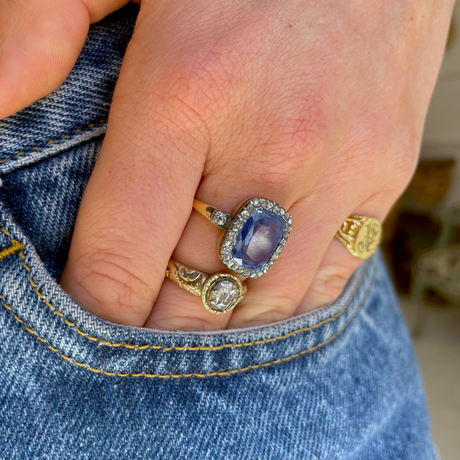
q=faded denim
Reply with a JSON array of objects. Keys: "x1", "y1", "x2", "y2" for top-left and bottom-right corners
[{"x1": 0, "y1": 5, "x2": 436, "y2": 459}]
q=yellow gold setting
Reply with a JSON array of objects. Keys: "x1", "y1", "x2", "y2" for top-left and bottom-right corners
[
  {"x1": 336, "y1": 215, "x2": 381, "y2": 259},
  {"x1": 201, "y1": 273, "x2": 247, "y2": 314},
  {"x1": 166, "y1": 260, "x2": 246, "y2": 314}
]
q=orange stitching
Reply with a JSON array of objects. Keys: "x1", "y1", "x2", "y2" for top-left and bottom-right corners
[
  {"x1": 0, "y1": 119, "x2": 107, "y2": 165},
  {"x1": 0, "y1": 295, "x2": 364, "y2": 379},
  {"x1": 0, "y1": 227, "x2": 372, "y2": 352}
]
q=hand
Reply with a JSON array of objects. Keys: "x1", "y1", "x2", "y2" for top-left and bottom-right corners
[{"x1": 0, "y1": 0, "x2": 454, "y2": 330}]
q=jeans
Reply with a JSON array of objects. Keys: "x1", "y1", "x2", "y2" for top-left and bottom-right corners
[{"x1": 0, "y1": 5, "x2": 436, "y2": 459}]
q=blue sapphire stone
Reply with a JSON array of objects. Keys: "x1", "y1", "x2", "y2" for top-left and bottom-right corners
[{"x1": 231, "y1": 210, "x2": 286, "y2": 270}]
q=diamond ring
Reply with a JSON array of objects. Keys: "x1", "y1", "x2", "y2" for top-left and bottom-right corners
[
  {"x1": 165, "y1": 259, "x2": 247, "y2": 314},
  {"x1": 193, "y1": 197, "x2": 292, "y2": 278},
  {"x1": 335, "y1": 215, "x2": 382, "y2": 259}
]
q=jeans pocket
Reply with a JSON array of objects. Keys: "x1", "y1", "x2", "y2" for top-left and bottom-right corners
[
  {"x1": 0, "y1": 202, "x2": 376, "y2": 379},
  {"x1": 2, "y1": 206, "x2": 437, "y2": 460}
]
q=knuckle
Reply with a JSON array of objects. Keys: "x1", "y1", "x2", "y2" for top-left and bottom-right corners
[
  {"x1": 153, "y1": 48, "x2": 241, "y2": 126},
  {"x1": 272, "y1": 90, "x2": 327, "y2": 151},
  {"x1": 112, "y1": 83, "x2": 210, "y2": 165},
  {"x1": 327, "y1": 116, "x2": 420, "y2": 196},
  {"x1": 254, "y1": 90, "x2": 328, "y2": 185}
]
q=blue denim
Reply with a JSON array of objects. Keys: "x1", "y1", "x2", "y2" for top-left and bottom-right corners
[{"x1": 0, "y1": 5, "x2": 436, "y2": 459}]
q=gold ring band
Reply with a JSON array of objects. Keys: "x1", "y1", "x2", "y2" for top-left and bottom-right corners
[
  {"x1": 193, "y1": 199, "x2": 232, "y2": 230},
  {"x1": 193, "y1": 197, "x2": 292, "y2": 278},
  {"x1": 166, "y1": 259, "x2": 247, "y2": 314},
  {"x1": 335, "y1": 215, "x2": 382, "y2": 259}
]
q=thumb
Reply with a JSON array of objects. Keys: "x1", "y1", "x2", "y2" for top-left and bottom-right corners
[
  {"x1": 0, "y1": 0, "x2": 128, "y2": 119},
  {"x1": 59, "y1": 9, "x2": 209, "y2": 326}
]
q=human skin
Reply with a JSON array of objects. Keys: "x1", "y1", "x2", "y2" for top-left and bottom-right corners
[{"x1": 0, "y1": 0, "x2": 455, "y2": 330}]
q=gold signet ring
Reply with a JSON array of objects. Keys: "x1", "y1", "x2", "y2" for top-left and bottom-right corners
[
  {"x1": 335, "y1": 215, "x2": 382, "y2": 259},
  {"x1": 165, "y1": 260, "x2": 247, "y2": 314}
]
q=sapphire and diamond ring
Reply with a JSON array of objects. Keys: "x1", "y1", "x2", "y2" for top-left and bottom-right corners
[
  {"x1": 193, "y1": 197, "x2": 292, "y2": 278},
  {"x1": 335, "y1": 215, "x2": 382, "y2": 259},
  {"x1": 166, "y1": 259, "x2": 246, "y2": 314}
]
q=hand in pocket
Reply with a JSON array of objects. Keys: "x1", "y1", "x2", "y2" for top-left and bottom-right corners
[{"x1": 0, "y1": 0, "x2": 455, "y2": 329}]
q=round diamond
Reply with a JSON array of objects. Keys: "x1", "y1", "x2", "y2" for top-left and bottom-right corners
[
  {"x1": 211, "y1": 210, "x2": 230, "y2": 228},
  {"x1": 207, "y1": 279, "x2": 240, "y2": 311}
]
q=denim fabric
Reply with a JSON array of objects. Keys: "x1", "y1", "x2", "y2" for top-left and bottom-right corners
[{"x1": 0, "y1": 5, "x2": 435, "y2": 460}]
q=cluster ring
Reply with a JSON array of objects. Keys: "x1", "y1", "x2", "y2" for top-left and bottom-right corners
[{"x1": 193, "y1": 197, "x2": 293, "y2": 278}]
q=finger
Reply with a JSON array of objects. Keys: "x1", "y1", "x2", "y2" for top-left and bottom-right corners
[
  {"x1": 226, "y1": 188, "x2": 357, "y2": 328},
  {"x1": 226, "y1": 176, "x2": 403, "y2": 328},
  {"x1": 0, "y1": 0, "x2": 128, "y2": 119},
  {"x1": 60, "y1": 12, "x2": 210, "y2": 327},
  {"x1": 144, "y1": 211, "x2": 236, "y2": 331},
  {"x1": 296, "y1": 191, "x2": 398, "y2": 315},
  {"x1": 296, "y1": 238, "x2": 362, "y2": 313}
]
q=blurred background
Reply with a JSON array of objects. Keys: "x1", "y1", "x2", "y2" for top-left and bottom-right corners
[{"x1": 381, "y1": 3, "x2": 460, "y2": 458}]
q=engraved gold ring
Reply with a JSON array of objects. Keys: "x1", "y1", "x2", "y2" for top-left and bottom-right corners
[
  {"x1": 193, "y1": 197, "x2": 292, "y2": 278},
  {"x1": 335, "y1": 215, "x2": 382, "y2": 259},
  {"x1": 166, "y1": 259, "x2": 247, "y2": 314}
]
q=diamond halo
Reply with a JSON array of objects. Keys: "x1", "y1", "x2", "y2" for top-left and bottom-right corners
[{"x1": 218, "y1": 197, "x2": 292, "y2": 278}]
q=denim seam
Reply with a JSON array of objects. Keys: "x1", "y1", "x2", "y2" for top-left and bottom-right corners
[
  {"x1": 1, "y1": 228, "x2": 372, "y2": 351},
  {"x1": 0, "y1": 119, "x2": 107, "y2": 165},
  {"x1": 0, "y1": 275, "x2": 372, "y2": 378}
]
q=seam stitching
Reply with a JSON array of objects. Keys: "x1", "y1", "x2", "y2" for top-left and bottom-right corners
[
  {"x1": 0, "y1": 227, "x2": 371, "y2": 351},
  {"x1": 0, "y1": 119, "x2": 107, "y2": 164},
  {"x1": 0, "y1": 241, "x2": 24, "y2": 260},
  {"x1": 0, "y1": 287, "x2": 369, "y2": 378}
]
